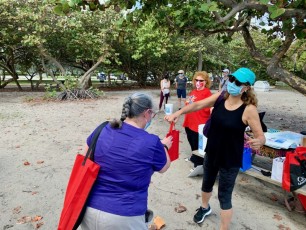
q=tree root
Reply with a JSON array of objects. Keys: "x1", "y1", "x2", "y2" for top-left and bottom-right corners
[{"x1": 57, "y1": 89, "x2": 102, "y2": 100}]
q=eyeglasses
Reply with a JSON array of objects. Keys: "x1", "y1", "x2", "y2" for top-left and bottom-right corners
[
  {"x1": 148, "y1": 109, "x2": 157, "y2": 118},
  {"x1": 228, "y1": 76, "x2": 247, "y2": 87},
  {"x1": 195, "y1": 79, "x2": 205, "y2": 82}
]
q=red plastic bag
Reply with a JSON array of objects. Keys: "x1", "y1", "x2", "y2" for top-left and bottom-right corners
[
  {"x1": 58, "y1": 154, "x2": 100, "y2": 230},
  {"x1": 166, "y1": 122, "x2": 179, "y2": 161},
  {"x1": 297, "y1": 194, "x2": 306, "y2": 211},
  {"x1": 282, "y1": 147, "x2": 306, "y2": 192}
]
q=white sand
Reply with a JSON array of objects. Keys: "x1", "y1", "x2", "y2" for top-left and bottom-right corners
[{"x1": 0, "y1": 88, "x2": 305, "y2": 229}]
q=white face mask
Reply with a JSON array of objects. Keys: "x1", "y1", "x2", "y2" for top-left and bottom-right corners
[{"x1": 196, "y1": 81, "x2": 204, "y2": 89}]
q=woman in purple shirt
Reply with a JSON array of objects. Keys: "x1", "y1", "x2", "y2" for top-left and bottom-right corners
[{"x1": 81, "y1": 92, "x2": 172, "y2": 230}]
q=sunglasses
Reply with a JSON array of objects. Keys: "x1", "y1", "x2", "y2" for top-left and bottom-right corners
[
  {"x1": 195, "y1": 79, "x2": 205, "y2": 82},
  {"x1": 228, "y1": 76, "x2": 249, "y2": 87}
]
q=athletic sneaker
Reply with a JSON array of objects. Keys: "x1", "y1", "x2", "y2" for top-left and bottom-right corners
[{"x1": 193, "y1": 205, "x2": 212, "y2": 224}]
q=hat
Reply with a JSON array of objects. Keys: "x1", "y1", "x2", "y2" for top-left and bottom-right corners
[
  {"x1": 230, "y1": 67, "x2": 256, "y2": 85},
  {"x1": 222, "y1": 69, "x2": 230, "y2": 73},
  {"x1": 178, "y1": 70, "x2": 184, "y2": 74}
]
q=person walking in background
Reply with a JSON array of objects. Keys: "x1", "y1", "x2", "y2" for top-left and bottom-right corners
[
  {"x1": 183, "y1": 71, "x2": 212, "y2": 167},
  {"x1": 218, "y1": 68, "x2": 230, "y2": 92},
  {"x1": 81, "y1": 92, "x2": 173, "y2": 230},
  {"x1": 165, "y1": 68, "x2": 265, "y2": 230},
  {"x1": 159, "y1": 73, "x2": 171, "y2": 111},
  {"x1": 175, "y1": 70, "x2": 188, "y2": 110}
]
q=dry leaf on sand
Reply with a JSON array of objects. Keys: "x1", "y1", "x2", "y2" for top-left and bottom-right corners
[
  {"x1": 174, "y1": 204, "x2": 187, "y2": 213},
  {"x1": 13, "y1": 206, "x2": 21, "y2": 214},
  {"x1": 17, "y1": 216, "x2": 32, "y2": 224},
  {"x1": 35, "y1": 222, "x2": 44, "y2": 229}
]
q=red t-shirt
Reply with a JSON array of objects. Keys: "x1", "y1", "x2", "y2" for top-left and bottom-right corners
[{"x1": 182, "y1": 88, "x2": 212, "y2": 132}]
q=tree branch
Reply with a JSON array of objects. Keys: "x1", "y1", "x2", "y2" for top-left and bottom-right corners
[
  {"x1": 217, "y1": 0, "x2": 306, "y2": 23},
  {"x1": 241, "y1": 26, "x2": 270, "y2": 66},
  {"x1": 38, "y1": 45, "x2": 66, "y2": 76}
]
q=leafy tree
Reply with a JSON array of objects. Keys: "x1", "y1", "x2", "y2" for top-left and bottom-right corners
[{"x1": 58, "y1": 0, "x2": 306, "y2": 94}]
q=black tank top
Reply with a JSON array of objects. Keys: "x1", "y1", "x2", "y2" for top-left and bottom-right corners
[{"x1": 205, "y1": 100, "x2": 247, "y2": 169}]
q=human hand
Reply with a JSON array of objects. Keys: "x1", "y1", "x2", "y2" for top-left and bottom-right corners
[
  {"x1": 164, "y1": 111, "x2": 180, "y2": 123},
  {"x1": 246, "y1": 136, "x2": 263, "y2": 150},
  {"x1": 162, "y1": 136, "x2": 173, "y2": 150}
]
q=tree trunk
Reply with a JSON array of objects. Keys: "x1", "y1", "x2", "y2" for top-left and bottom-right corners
[
  {"x1": 39, "y1": 46, "x2": 65, "y2": 76},
  {"x1": 13, "y1": 73, "x2": 22, "y2": 90},
  {"x1": 198, "y1": 50, "x2": 203, "y2": 71},
  {"x1": 79, "y1": 56, "x2": 105, "y2": 90},
  {"x1": 41, "y1": 57, "x2": 66, "y2": 91},
  {"x1": 39, "y1": 46, "x2": 66, "y2": 90},
  {"x1": 0, "y1": 77, "x2": 15, "y2": 89},
  {"x1": 267, "y1": 64, "x2": 306, "y2": 94},
  {"x1": 242, "y1": 26, "x2": 306, "y2": 95},
  {"x1": 36, "y1": 71, "x2": 43, "y2": 89}
]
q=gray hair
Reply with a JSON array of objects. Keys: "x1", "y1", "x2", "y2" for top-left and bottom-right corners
[{"x1": 109, "y1": 92, "x2": 153, "y2": 128}]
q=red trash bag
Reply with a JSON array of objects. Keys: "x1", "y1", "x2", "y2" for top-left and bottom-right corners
[
  {"x1": 282, "y1": 147, "x2": 306, "y2": 192},
  {"x1": 166, "y1": 122, "x2": 179, "y2": 161}
]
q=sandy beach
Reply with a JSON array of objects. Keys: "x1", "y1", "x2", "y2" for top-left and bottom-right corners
[{"x1": 0, "y1": 87, "x2": 305, "y2": 229}]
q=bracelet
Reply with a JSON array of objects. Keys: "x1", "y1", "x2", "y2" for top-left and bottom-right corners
[{"x1": 163, "y1": 144, "x2": 169, "y2": 151}]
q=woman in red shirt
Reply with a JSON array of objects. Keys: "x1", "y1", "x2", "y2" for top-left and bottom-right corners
[{"x1": 183, "y1": 71, "x2": 212, "y2": 167}]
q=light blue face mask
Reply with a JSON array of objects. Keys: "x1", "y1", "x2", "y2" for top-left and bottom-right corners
[
  {"x1": 144, "y1": 119, "x2": 152, "y2": 130},
  {"x1": 227, "y1": 82, "x2": 243, "y2": 96}
]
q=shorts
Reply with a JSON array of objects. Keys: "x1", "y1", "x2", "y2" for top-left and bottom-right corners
[
  {"x1": 81, "y1": 207, "x2": 147, "y2": 230},
  {"x1": 176, "y1": 89, "x2": 186, "y2": 98},
  {"x1": 201, "y1": 155, "x2": 239, "y2": 210}
]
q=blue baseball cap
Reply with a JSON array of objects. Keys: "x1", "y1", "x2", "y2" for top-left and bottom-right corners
[{"x1": 230, "y1": 68, "x2": 256, "y2": 85}]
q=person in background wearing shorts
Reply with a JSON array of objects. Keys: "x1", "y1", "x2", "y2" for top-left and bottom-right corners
[{"x1": 175, "y1": 70, "x2": 188, "y2": 110}]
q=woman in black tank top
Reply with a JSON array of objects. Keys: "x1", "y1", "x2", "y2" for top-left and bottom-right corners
[{"x1": 165, "y1": 68, "x2": 266, "y2": 229}]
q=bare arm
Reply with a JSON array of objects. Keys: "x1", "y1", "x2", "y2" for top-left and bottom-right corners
[
  {"x1": 243, "y1": 105, "x2": 266, "y2": 150},
  {"x1": 160, "y1": 80, "x2": 163, "y2": 91},
  {"x1": 165, "y1": 92, "x2": 221, "y2": 123},
  {"x1": 218, "y1": 81, "x2": 222, "y2": 92}
]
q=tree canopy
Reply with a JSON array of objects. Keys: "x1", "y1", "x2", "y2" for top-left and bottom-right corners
[
  {"x1": 1, "y1": 0, "x2": 305, "y2": 95},
  {"x1": 54, "y1": 0, "x2": 306, "y2": 94}
]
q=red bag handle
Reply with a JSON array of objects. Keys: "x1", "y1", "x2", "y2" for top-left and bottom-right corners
[{"x1": 168, "y1": 122, "x2": 175, "y2": 133}]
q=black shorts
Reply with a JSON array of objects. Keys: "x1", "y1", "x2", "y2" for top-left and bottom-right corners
[
  {"x1": 201, "y1": 155, "x2": 239, "y2": 210},
  {"x1": 176, "y1": 89, "x2": 186, "y2": 98}
]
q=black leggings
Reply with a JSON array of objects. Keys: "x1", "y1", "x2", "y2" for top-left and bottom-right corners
[
  {"x1": 202, "y1": 154, "x2": 239, "y2": 210},
  {"x1": 185, "y1": 127, "x2": 203, "y2": 167},
  {"x1": 159, "y1": 91, "x2": 169, "y2": 110}
]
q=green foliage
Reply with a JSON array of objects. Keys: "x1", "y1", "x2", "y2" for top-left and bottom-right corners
[
  {"x1": 64, "y1": 76, "x2": 79, "y2": 90},
  {"x1": 89, "y1": 87, "x2": 104, "y2": 97},
  {"x1": 44, "y1": 84, "x2": 58, "y2": 99},
  {"x1": 268, "y1": 6, "x2": 285, "y2": 19}
]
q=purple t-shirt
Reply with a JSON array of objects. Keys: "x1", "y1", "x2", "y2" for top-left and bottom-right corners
[{"x1": 86, "y1": 122, "x2": 167, "y2": 216}]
